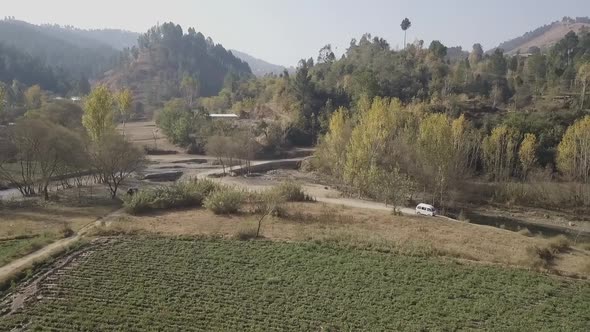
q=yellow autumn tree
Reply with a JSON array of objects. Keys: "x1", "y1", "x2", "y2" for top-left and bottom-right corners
[
  {"x1": 83, "y1": 85, "x2": 115, "y2": 141},
  {"x1": 518, "y1": 133, "x2": 538, "y2": 180},
  {"x1": 557, "y1": 116, "x2": 590, "y2": 183},
  {"x1": 24, "y1": 85, "x2": 43, "y2": 109},
  {"x1": 482, "y1": 125, "x2": 520, "y2": 181},
  {"x1": 418, "y1": 113, "x2": 455, "y2": 204},
  {"x1": 318, "y1": 107, "x2": 351, "y2": 179},
  {"x1": 116, "y1": 88, "x2": 133, "y2": 129},
  {"x1": 344, "y1": 97, "x2": 398, "y2": 196},
  {"x1": 451, "y1": 114, "x2": 481, "y2": 173}
]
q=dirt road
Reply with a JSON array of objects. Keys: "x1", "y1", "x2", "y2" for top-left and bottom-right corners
[{"x1": 0, "y1": 208, "x2": 124, "y2": 285}]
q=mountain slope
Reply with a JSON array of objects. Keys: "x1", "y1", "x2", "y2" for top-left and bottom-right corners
[
  {"x1": 230, "y1": 50, "x2": 293, "y2": 76},
  {"x1": 0, "y1": 42, "x2": 71, "y2": 94},
  {"x1": 101, "y1": 22, "x2": 252, "y2": 111},
  {"x1": 40, "y1": 25, "x2": 139, "y2": 50},
  {"x1": 494, "y1": 17, "x2": 590, "y2": 54},
  {"x1": 0, "y1": 19, "x2": 118, "y2": 78}
]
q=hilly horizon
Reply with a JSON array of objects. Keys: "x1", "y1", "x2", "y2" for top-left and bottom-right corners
[
  {"x1": 230, "y1": 49, "x2": 295, "y2": 77},
  {"x1": 2, "y1": 2, "x2": 590, "y2": 330},
  {"x1": 491, "y1": 16, "x2": 590, "y2": 54},
  {"x1": 1, "y1": 15, "x2": 589, "y2": 98}
]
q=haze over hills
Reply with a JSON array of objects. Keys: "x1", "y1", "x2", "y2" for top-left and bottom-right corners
[
  {"x1": 492, "y1": 16, "x2": 590, "y2": 54},
  {"x1": 230, "y1": 49, "x2": 295, "y2": 77}
]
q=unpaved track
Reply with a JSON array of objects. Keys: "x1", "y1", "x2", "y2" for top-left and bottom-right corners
[{"x1": 0, "y1": 209, "x2": 124, "y2": 284}]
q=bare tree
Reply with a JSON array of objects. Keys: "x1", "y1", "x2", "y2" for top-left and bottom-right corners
[
  {"x1": 0, "y1": 119, "x2": 84, "y2": 199},
  {"x1": 254, "y1": 191, "x2": 286, "y2": 238},
  {"x1": 205, "y1": 135, "x2": 231, "y2": 175},
  {"x1": 90, "y1": 133, "x2": 146, "y2": 198}
]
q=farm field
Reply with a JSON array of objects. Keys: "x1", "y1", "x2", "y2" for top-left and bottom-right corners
[
  {"x1": 0, "y1": 188, "x2": 120, "y2": 268},
  {"x1": 1, "y1": 238, "x2": 589, "y2": 331},
  {"x1": 96, "y1": 202, "x2": 590, "y2": 277}
]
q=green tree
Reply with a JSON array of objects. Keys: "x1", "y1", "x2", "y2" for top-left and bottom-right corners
[
  {"x1": 83, "y1": 85, "x2": 115, "y2": 141},
  {"x1": 428, "y1": 41, "x2": 447, "y2": 59},
  {"x1": 181, "y1": 74, "x2": 200, "y2": 106},
  {"x1": 469, "y1": 43, "x2": 484, "y2": 68},
  {"x1": 400, "y1": 18, "x2": 412, "y2": 50}
]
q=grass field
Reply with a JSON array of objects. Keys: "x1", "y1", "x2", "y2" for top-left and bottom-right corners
[
  {"x1": 0, "y1": 235, "x2": 55, "y2": 267},
  {"x1": 1, "y1": 237, "x2": 589, "y2": 331},
  {"x1": 0, "y1": 187, "x2": 120, "y2": 268},
  {"x1": 95, "y1": 202, "x2": 590, "y2": 277}
]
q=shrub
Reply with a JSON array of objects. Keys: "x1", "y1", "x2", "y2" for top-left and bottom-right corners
[
  {"x1": 525, "y1": 245, "x2": 555, "y2": 269},
  {"x1": 272, "y1": 182, "x2": 314, "y2": 202},
  {"x1": 525, "y1": 236, "x2": 570, "y2": 270},
  {"x1": 547, "y1": 235, "x2": 570, "y2": 253},
  {"x1": 517, "y1": 228, "x2": 533, "y2": 237},
  {"x1": 60, "y1": 223, "x2": 75, "y2": 238},
  {"x1": 204, "y1": 189, "x2": 244, "y2": 214},
  {"x1": 251, "y1": 191, "x2": 287, "y2": 217},
  {"x1": 124, "y1": 179, "x2": 219, "y2": 214}
]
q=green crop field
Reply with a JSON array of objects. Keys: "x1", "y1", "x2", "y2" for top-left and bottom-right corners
[{"x1": 1, "y1": 238, "x2": 589, "y2": 331}]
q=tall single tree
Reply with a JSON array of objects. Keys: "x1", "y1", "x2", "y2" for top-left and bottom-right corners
[
  {"x1": 518, "y1": 133, "x2": 538, "y2": 180},
  {"x1": 83, "y1": 85, "x2": 115, "y2": 141},
  {"x1": 557, "y1": 116, "x2": 590, "y2": 183},
  {"x1": 116, "y1": 88, "x2": 133, "y2": 129},
  {"x1": 90, "y1": 132, "x2": 146, "y2": 198},
  {"x1": 469, "y1": 44, "x2": 484, "y2": 68},
  {"x1": 24, "y1": 85, "x2": 43, "y2": 110},
  {"x1": 482, "y1": 125, "x2": 520, "y2": 181},
  {"x1": 0, "y1": 86, "x2": 5, "y2": 124},
  {"x1": 401, "y1": 18, "x2": 412, "y2": 49},
  {"x1": 577, "y1": 62, "x2": 590, "y2": 109}
]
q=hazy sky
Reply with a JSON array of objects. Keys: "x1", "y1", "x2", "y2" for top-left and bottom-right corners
[{"x1": 4, "y1": 0, "x2": 590, "y2": 66}]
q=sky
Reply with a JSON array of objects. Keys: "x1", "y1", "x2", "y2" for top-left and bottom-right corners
[{"x1": 3, "y1": 0, "x2": 590, "y2": 66}]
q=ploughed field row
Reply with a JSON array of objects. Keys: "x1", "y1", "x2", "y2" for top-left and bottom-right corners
[{"x1": 1, "y1": 238, "x2": 589, "y2": 331}]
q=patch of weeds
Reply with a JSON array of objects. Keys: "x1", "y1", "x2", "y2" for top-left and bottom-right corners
[{"x1": 204, "y1": 189, "x2": 244, "y2": 215}]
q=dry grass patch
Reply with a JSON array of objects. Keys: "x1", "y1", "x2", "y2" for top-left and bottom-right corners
[{"x1": 97, "y1": 202, "x2": 590, "y2": 276}]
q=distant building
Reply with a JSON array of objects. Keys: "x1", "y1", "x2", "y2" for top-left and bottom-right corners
[
  {"x1": 208, "y1": 113, "x2": 239, "y2": 119},
  {"x1": 70, "y1": 96, "x2": 82, "y2": 102}
]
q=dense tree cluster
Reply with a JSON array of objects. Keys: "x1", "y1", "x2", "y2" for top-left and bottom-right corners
[
  {"x1": 111, "y1": 22, "x2": 252, "y2": 111},
  {"x1": 185, "y1": 28, "x2": 590, "y2": 210},
  {"x1": 0, "y1": 85, "x2": 145, "y2": 199},
  {"x1": 316, "y1": 95, "x2": 589, "y2": 209},
  {"x1": 0, "y1": 43, "x2": 81, "y2": 96}
]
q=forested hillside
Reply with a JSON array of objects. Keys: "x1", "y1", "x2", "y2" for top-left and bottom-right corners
[
  {"x1": 0, "y1": 43, "x2": 78, "y2": 95},
  {"x1": 161, "y1": 26, "x2": 590, "y2": 210},
  {"x1": 102, "y1": 22, "x2": 252, "y2": 113},
  {"x1": 0, "y1": 19, "x2": 119, "y2": 78}
]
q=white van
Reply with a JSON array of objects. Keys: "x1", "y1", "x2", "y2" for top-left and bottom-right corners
[{"x1": 416, "y1": 203, "x2": 437, "y2": 217}]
